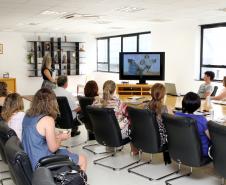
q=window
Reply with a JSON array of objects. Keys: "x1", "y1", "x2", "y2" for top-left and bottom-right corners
[
  {"x1": 200, "y1": 23, "x2": 226, "y2": 80},
  {"x1": 97, "y1": 32, "x2": 151, "y2": 72}
]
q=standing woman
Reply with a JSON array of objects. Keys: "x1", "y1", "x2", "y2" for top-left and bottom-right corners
[{"x1": 41, "y1": 54, "x2": 56, "y2": 89}]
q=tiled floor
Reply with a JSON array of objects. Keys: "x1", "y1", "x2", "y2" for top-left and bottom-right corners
[{"x1": 0, "y1": 124, "x2": 223, "y2": 185}]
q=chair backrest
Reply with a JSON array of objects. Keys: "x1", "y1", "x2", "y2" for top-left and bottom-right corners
[
  {"x1": 127, "y1": 107, "x2": 162, "y2": 153},
  {"x1": 32, "y1": 167, "x2": 55, "y2": 185},
  {"x1": 5, "y1": 136, "x2": 33, "y2": 185},
  {"x1": 0, "y1": 121, "x2": 17, "y2": 163},
  {"x1": 208, "y1": 121, "x2": 226, "y2": 178},
  {"x1": 56, "y1": 96, "x2": 74, "y2": 129},
  {"x1": 211, "y1": 86, "x2": 218, "y2": 96},
  {"x1": 86, "y1": 106, "x2": 123, "y2": 147},
  {"x1": 162, "y1": 113, "x2": 204, "y2": 167},
  {"x1": 77, "y1": 96, "x2": 94, "y2": 132}
]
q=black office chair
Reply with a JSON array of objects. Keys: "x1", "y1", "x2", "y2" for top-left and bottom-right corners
[
  {"x1": 56, "y1": 96, "x2": 74, "y2": 130},
  {"x1": 0, "y1": 121, "x2": 17, "y2": 184},
  {"x1": 162, "y1": 113, "x2": 211, "y2": 185},
  {"x1": 32, "y1": 167, "x2": 55, "y2": 185},
  {"x1": 211, "y1": 86, "x2": 218, "y2": 96},
  {"x1": 86, "y1": 106, "x2": 140, "y2": 171},
  {"x1": 5, "y1": 136, "x2": 75, "y2": 185},
  {"x1": 208, "y1": 121, "x2": 226, "y2": 185},
  {"x1": 127, "y1": 107, "x2": 172, "y2": 181},
  {"x1": 56, "y1": 96, "x2": 79, "y2": 148},
  {"x1": 77, "y1": 96, "x2": 108, "y2": 155}
]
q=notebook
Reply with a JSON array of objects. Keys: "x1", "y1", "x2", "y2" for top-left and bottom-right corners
[{"x1": 165, "y1": 83, "x2": 182, "y2": 96}]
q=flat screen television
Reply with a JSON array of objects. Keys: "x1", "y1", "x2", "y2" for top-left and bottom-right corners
[{"x1": 119, "y1": 52, "x2": 165, "y2": 84}]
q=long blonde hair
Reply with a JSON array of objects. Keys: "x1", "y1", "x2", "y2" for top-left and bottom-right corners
[
  {"x1": 27, "y1": 88, "x2": 59, "y2": 120},
  {"x1": 149, "y1": 83, "x2": 166, "y2": 115},
  {"x1": 1, "y1": 93, "x2": 24, "y2": 122},
  {"x1": 41, "y1": 54, "x2": 52, "y2": 70},
  {"x1": 102, "y1": 80, "x2": 116, "y2": 106}
]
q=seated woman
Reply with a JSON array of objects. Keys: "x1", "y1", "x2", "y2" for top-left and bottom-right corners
[
  {"x1": 144, "y1": 83, "x2": 168, "y2": 148},
  {"x1": 0, "y1": 82, "x2": 8, "y2": 116},
  {"x1": 1, "y1": 93, "x2": 25, "y2": 140},
  {"x1": 211, "y1": 76, "x2": 226, "y2": 100},
  {"x1": 174, "y1": 92, "x2": 211, "y2": 157},
  {"x1": 92, "y1": 80, "x2": 129, "y2": 139},
  {"x1": 22, "y1": 88, "x2": 87, "y2": 171},
  {"x1": 84, "y1": 80, "x2": 99, "y2": 98}
]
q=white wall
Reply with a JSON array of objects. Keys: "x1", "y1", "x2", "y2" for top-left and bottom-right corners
[
  {"x1": 0, "y1": 32, "x2": 96, "y2": 95},
  {"x1": 93, "y1": 21, "x2": 223, "y2": 94},
  {"x1": 0, "y1": 22, "x2": 223, "y2": 96}
]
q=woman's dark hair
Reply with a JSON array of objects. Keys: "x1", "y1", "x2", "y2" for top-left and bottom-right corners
[
  {"x1": 182, "y1": 92, "x2": 201, "y2": 114},
  {"x1": 0, "y1": 82, "x2": 7, "y2": 97},
  {"x1": 84, "y1": 80, "x2": 98, "y2": 97}
]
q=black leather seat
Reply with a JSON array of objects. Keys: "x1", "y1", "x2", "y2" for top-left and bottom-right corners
[
  {"x1": 4, "y1": 136, "x2": 75, "y2": 185},
  {"x1": 56, "y1": 96, "x2": 74, "y2": 130},
  {"x1": 208, "y1": 121, "x2": 226, "y2": 185},
  {"x1": 32, "y1": 167, "x2": 55, "y2": 185},
  {"x1": 162, "y1": 113, "x2": 211, "y2": 184},
  {"x1": 0, "y1": 121, "x2": 17, "y2": 184},
  {"x1": 211, "y1": 86, "x2": 218, "y2": 96},
  {"x1": 77, "y1": 96, "x2": 95, "y2": 140},
  {"x1": 86, "y1": 106, "x2": 139, "y2": 170},
  {"x1": 77, "y1": 96, "x2": 107, "y2": 155},
  {"x1": 127, "y1": 107, "x2": 170, "y2": 181}
]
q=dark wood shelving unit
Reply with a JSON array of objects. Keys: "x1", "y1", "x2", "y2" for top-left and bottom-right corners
[{"x1": 27, "y1": 38, "x2": 85, "y2": 77}]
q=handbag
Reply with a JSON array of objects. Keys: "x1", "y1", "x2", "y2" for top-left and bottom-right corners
[{"x1": 52, "y1": 164, "x2": 88, "y2": 185}]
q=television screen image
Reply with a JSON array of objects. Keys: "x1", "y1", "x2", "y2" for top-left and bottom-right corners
[
  {"x1": 123, "y1": 54, "x2": 160, "y2": 76},
  {"x1": 119, "y1": 52, "x2": 165, "y2": 83}
]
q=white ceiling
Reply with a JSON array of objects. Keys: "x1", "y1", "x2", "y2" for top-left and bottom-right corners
[{"x1": 1, "y1": 0, "x2": 226, "y2": 35}]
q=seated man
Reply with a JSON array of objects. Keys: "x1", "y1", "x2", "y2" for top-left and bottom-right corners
[
  {"x1": 54, "y1": 75, "x2": 81, "y2": 136},
  {"x1": 198, "y1": 71, "x2": 215, "y2": 99}
]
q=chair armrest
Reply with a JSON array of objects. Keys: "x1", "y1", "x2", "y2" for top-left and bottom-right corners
[
  {"x1": 43, "y1": 161, "x2": 74, "y2": 170},
  {"x1": 38, "y1": 155, "x2": 70, "y2": 166}
]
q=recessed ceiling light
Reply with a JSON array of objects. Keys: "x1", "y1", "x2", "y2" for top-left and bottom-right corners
[
  {"x1": 149, "y1": 19, "x2": 172, "y2": 22},
  {"x1": 28, "y1": 22, "x2": 39, "y2": 26},
  {"x1": 109, "y1": 26, "x2": 124, "y2": 29},
  {"x1": 63, "y1": 13, "x2": 100, "y2": 19},
  {"x1": 117, "y1": 6, "x2": 145, "y2": 13},
  {"x1": 96, "y1": 20, "x2": 111, "y2": 24},
  {"x1": 41, "y1": 10, "x2": 67, "y2": 15}
]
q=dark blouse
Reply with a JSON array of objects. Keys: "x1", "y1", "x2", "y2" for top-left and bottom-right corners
[{"x1": 41, "y1": 68, "x2": 52, "y2": 81}]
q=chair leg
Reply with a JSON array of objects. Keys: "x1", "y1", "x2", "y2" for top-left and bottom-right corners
[
  {"x1": 0, "y1": 177, "x2": 12, "y2": 185},
  {"x1": 93, "y1": 148, "x2": 141, "y2": 171},
  {"x1": 165, "y1": 167, "x2": 192, "y2": 185},
  {"x1": 83, "y1": 143, "x2": 113, "y2": 155},
  {"x1": 221, "y1": 177, "x2": 225, "y2": 185},
  {"x1": 128, "y1": 153, "x2": 179, "y2": 181}
]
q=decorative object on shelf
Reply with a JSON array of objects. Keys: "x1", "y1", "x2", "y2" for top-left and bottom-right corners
[
  {"x1": 3, "y1": 72, "x2": 9, "y2": 78},
  {"x1": 0, "y1": 43, "x2": 3, "y2": 54},
  {"x1": 64, "y1": 35, "x2": 67, "y2": 42},
  {"x1": 79, "y1": 44, "x2": 85, "y2": 52},
  {"x1": 27, "y1": 53, "x2": 34, "y2": 64},
  {"x1": 38, "y1": 35, "x2": 41, "y2": 41},
  {"x1": 45, "y1": 42, "x2": 50, "y2": 51}
]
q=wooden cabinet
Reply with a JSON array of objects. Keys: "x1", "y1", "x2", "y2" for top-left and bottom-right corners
[
  {"x1": 27, "y1": 38, "x2": 85, "y2": 77},
  {"x1": 0, "y1": 78, "x2": 16, "y2": 93},
  {"x1": 116, "y1": 84, "x2": 152, "y2": 98}
]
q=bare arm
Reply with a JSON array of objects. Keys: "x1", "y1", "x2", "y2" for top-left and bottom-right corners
[
  {"x1": 211, "y1": 90, "x2": 226, "y2": 100},
  {"x1": 205, "y1": 130, "x2": 210, "y2": 139},
  {"x1": 43, "y1": 69, "x2": 55, "y2": 83},
  {"x1": 204, "y1": 91, "x2": 211, "y2": 98}
]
